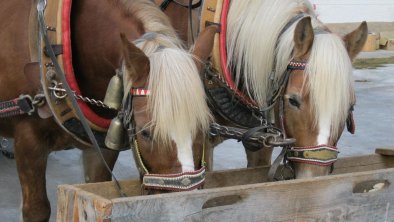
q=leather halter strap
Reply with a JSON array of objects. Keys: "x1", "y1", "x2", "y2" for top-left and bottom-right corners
[
  {"x1": 156, "y1": 0, "x2": 202, "y2": 11},
  {"x1": 287, "y1": 145, "x2": 339, "y2": 166},
  {"x1": 280, "y1": 59, "x2": 357, "y2": 168},
  {"x1": 127, "y1": 88, "x2": 206, "y2": 192}
]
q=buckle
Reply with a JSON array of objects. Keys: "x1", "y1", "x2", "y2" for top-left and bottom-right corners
[{"x1": 18, "y1": 95, "x2": 35, "y2": 115}]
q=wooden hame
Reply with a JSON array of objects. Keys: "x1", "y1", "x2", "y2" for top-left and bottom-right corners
[{"x1": 57, "y1": 149, "x2": 394, "y2": 222}]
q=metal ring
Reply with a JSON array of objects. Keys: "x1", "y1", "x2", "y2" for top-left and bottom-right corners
[{"x1": 1, "y1": 138, "x2": 9, "y2": 149}]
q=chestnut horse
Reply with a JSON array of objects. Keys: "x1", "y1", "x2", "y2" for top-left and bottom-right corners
[
  {"x1": 141, "y1": 0, "x2": 368, "y2": 178},
  {"x1": 81, "y1": 0, "x2": 216, "y2": 178},
  {"x1": 0, "y1": 0, "x2": 214, "y2": 221},
  {"x1": 224, "y1": 0, "x2": 367, "y2": 177}
]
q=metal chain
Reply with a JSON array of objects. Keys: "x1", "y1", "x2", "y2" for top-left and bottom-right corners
[
  {"x1": 210, "y1": 122, "x2": 292, "y2": 147},
  {"x1": 73, "y1": 93, "x2": 112, "y2": 109},
  {"x1": 48, "y1": 81, "x2": 114, "y2": 109}
]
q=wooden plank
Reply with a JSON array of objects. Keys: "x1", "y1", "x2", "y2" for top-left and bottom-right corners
[
  {"x1": 376, "y1": 147, "x2": 394, "y2": 156},
  {"x1": 58, "y1": 154, "x2": 394, "y2": 221},
  {"x1": 105, "y1": 168, "x2": 394, "y2": 221},
  {"x1": 57, "y1": 185, "x2": 77, "y2": 222},
  {"x1": 57, "y1": 184, "x2": 114, "y2": 222},
  {"x1": 69, "y1": 154, "x2": 394, "y2": 200}
]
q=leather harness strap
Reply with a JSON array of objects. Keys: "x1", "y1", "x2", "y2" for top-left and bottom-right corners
[
  {"x1": 0, "y1": 96, "x2": 36, "y2": 117},
  {"x1": 37, "y1": 0, "x2": 127, "y2": 197},
  {"x1": 155, "y1": 0, "x2": 202, "y2": 11},
  {"x1": 287, "y1": 145, "x2": 339, "y2": 166},
  {"x1": 37, "y1": 0, "x2": 113, "y2": 148}
]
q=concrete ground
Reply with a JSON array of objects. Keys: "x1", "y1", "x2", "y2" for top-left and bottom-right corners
[{"x1": 1, "y1": 50, "x2": 394, "y2": 221}]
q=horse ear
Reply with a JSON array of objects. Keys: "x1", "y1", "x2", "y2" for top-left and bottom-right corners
[
  {"x1": 120, "y1": 33, "x2": 150, "y2": 84},
  {"x1": 294, "y1": 17, "x2": 314, "y2": 58},
  {"x1": 192, "y1": 25, "x2": 219, "y2": 72},
  {"x1": 343, "y1": 22, "x2": 368, "y2": 60}
]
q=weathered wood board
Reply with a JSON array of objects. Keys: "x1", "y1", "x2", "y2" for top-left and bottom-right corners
[{"x1": 57, "y1": 153, "x2": 394, "y2": 222}]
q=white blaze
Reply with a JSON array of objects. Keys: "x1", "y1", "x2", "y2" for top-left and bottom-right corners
[
  {"x1": 317, "y1": 116, "x2": 331, "y2": 145},
  {"x1": 171, "y1": 133, "x2": 195, "y2": 172}
]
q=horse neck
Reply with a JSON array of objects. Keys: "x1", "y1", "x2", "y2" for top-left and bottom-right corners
[{"x1": 71, "y1": 0, "x2": 144, "y2": 103}]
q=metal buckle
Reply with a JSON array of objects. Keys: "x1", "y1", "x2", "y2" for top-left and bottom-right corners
[{"x1": 18, "y1": 95, "x2": 35, "y2": 115}]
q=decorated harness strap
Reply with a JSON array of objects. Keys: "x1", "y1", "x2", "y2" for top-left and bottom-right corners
[
  {"x1": 0, "y1": 96, "x2": 35, "y2": 117},
  {"x1": 286, "y1": 145, "x2": 339, "y2": 166},
  {"x1": 143, "y1": 167, "x2": 206, "y2": 191}
]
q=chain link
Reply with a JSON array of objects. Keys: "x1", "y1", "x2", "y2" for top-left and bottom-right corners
[
  {"x1": 73, "y1": 93, "x2": 112, "y2": 109},
  {"x1": 48, "y1": 81, "x2": 114, "y2": 109},
  {"x1": 210, "y1": 122, "x2": 294, "y2": 148}
]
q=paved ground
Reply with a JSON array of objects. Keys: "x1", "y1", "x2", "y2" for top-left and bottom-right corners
[{"x1": 1, "y1": 50, "x2": 394, "y2": 221}]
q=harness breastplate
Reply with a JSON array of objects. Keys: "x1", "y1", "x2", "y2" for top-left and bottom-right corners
[{"x1": 37, "y1": 0, "x2": 111, "y2": 148}]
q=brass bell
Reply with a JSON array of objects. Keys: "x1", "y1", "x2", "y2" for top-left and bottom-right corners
[
  {"x1": 104, "y1": 73, "x2": 123, "y2": 110},
  {"x1": 105, "y1": 116, "x2": 126, "y2": 150}
]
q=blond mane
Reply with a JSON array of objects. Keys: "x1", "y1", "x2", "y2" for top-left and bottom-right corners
[
  {"x1": 227, "y1": 0, "x2": 354, "y2": 137},
  {"x1": 118, "y1": 0, "x2": 211, "y2": 145}
]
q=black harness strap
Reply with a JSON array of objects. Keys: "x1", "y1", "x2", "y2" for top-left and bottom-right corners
[{"x1": 159, "y1": 0, "x2": 202, "y2": 10}]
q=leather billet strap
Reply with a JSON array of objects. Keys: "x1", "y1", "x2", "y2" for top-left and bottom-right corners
[
  {"x1": 287, "y1": 145, "x2": 339, "y2": 166},
  {"x1": 0, "y1": 95, "x2": 36, "y2": 117}
]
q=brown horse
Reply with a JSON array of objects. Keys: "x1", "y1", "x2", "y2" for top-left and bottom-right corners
[
  {"x1": 144, "y1": 0, "x2": 368, "y2": 178},
  {"x1": 0, "y1": 0, "x2": 214, "y2": 221},
  {"x1": 222, "y1": 0, "x2": 367, "y2": 177},
  {"x1": 81, "y1": 0, "x2": 219, "y2": 180}
]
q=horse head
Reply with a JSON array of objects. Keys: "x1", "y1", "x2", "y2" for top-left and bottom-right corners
[
  {"x1": 119, "y1": 29, "x2": 214, "y2": 193},
  {"x1": 283, "y1": 17, "x2": 367, "y2": 178}
]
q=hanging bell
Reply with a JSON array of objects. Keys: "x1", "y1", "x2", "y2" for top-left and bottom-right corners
[
  {"x1": 104, "y1": 73, "x2": 123, "y2": 110},
  {"x1": 105, "y1": 116, "x2": 126, "y2": 150}
]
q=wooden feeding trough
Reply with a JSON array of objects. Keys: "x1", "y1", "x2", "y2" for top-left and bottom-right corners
[{"x1": 57, "y1": 148, "x2": 394, "y2": 222}]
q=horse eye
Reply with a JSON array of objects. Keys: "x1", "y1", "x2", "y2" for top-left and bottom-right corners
[
  {"x1": 288, "y1": 96, "x2": 301, "y2": 108},
  {"x1": 140, "y1": 130, "x2": 152, "y2": 140}
]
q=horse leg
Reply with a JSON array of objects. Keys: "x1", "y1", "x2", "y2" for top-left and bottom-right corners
[
  {"x1": 245, "y1": 147, "x2": 274, "y2": 167},
  {"x1": 82, "y1": 148, "x2": 119, "y2": 183},
  {"x1": 203, "y1": 140, "x2": 214, "y2": 171},
  {"x1": 14, "y1": 123, "x2": 51, "y2": 222}
]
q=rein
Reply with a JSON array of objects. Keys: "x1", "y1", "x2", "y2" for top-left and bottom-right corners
[{"x1": 124, "y1": 88, "x2": 207, "y2": 192}]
